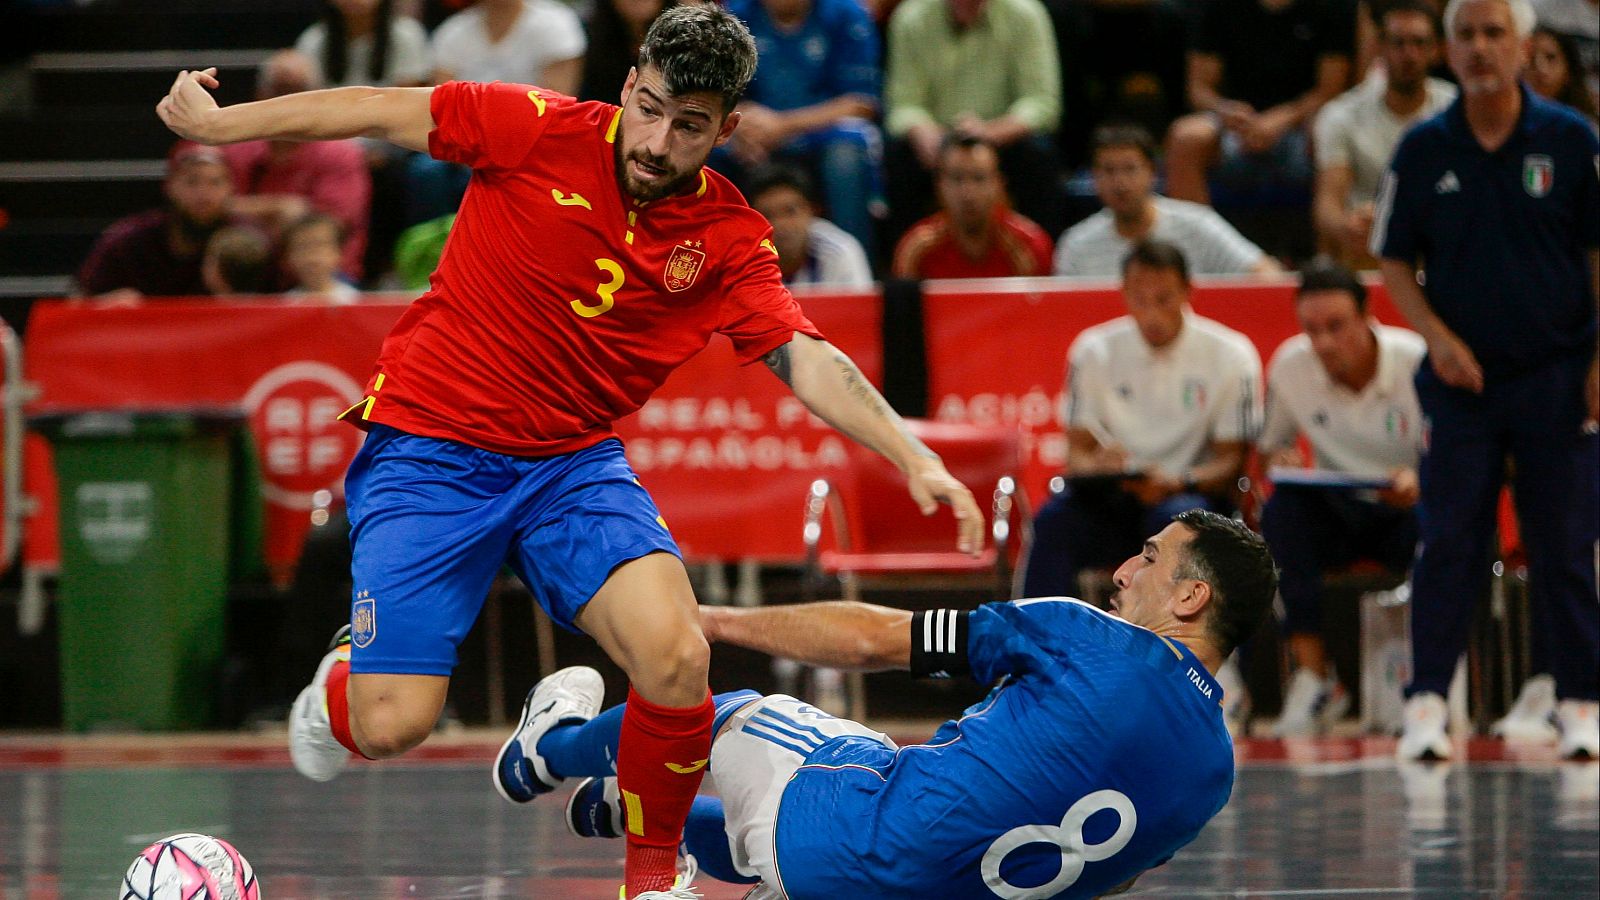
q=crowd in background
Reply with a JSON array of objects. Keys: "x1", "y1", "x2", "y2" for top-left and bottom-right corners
[
  {"x1": 64, "y1": 0, "x2": 1600, "y2": 753},
  {"x1": 73, "y1": 0, "x2": 1600, "y2": 302}
]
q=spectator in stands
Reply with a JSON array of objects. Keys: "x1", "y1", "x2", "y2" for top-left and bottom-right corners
[
  {"x1": 414, "y1": 0, "x2": 587, "y2": 229},
  {"x1": 1056, "y1": 124, "x2": 1280, "y2": 277},
  {"x1": 891, "y1": 134, "x2": 1053, "y2": 278},
  {"x1": 1373, "y1": 0, "x2": 1599, "y2": 761},
  {"x1": 296, "y1": 0, "x2": 432, "y2": 88},
  {"x1": 284, "y1": 213, "x2": 361, "y2": 303},
  {"x1": 1313, "y1": 1, "x2": 1456, "y2": 265},
  {"x1": 723, "y1": 0, "x2": 882, "y2": 255},
  {"x1": 748, "y1": 165, "x2": 873, "y2": 287},
  {"x1": 76, "y1": 141, "x2": 237, "y2": 301},
  {"x1": 1527, "y1": 24, "x2": 1600, "y2": 121},
  {"x1": 222, "y1": 50, "x2": 372, "y2": 281},
  {"x1": 883, "y1": 0, "x2": 1065, "y2": 240},
  {"x1": 1165, "y1": 0, "x2": 1357, "y2": 205},
  {"x1": 431, "y1": 0, "x2": 586, "y2": 94},
  {"x1": 578, "y1": 0, "x2": 674, "y2": 102},
  {"x1": 297, "y1": 0, "x2": 430, "y2": 284},
  {"x1": 1047, "y1": 0, "x2": 1188, "y2": 170},
  {"x1": 1257, "y1": 262, "x2": 1425, "y2": 737},
  {"x1": 1020, "y1": 239, "x2": 1262, "y2": 598},
  {"x1": 1532, "y1": 0, "x2": 1597, "y2": 97},
  {"x1": 200, "y1": 226, "x2": 274, "y2": 296}
]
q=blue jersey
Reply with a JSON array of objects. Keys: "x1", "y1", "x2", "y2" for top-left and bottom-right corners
[
  {"x1": 770, "y1": 599, "x2": 1234, "y2": 899},
  {"x1": 1372, "y1": 84, "x2": 1600, "y2": 375},
  {"x1": 727, "y1": 0, "x2": 880, "y2": 113}
]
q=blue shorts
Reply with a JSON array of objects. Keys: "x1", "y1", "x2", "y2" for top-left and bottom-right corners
[{"x1": 344, "y1": 425, "x2": 681, "y2": 675}]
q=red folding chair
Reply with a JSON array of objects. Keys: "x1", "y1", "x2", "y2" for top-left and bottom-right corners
[{"x1": 800, "y1": 419, "x2": 1029, "y2": 718}]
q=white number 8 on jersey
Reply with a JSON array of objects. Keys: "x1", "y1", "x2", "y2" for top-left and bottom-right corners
[{"x1": 980, "y1": 789, "x2": 1138, "y2": 899}]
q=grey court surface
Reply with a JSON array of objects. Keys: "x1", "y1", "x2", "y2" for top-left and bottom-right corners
[{"x1": 0, "y1": 737, "x2": 1595, "y2": 899}]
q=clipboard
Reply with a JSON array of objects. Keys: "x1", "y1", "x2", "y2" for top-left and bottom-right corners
[{"x1": 1267, "y1": 466, "x2": 1393, "y2": 489}]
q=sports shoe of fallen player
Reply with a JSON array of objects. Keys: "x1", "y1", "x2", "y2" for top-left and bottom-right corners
[
  {"x1": 289, "y1": 625, "x2": 353, "y2": 782},
  {"x1": 568, "y1": 776, "x2": 625, "y2": 839},
  {"x1": 494, "y1": 665, "x2": 605, "y2": 803}
]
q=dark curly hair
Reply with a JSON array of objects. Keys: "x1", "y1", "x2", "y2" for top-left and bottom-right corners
[{"x1": 636, "y1": 3, "x2": 758, "y2": 114}]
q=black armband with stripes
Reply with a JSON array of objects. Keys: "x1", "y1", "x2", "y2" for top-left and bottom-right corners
[{"x1": 909, "y1": 609, "x2": 971, "y2": 679}]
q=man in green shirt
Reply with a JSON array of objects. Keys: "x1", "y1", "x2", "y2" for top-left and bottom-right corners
[{"x1": 883, "y1": 0, "x2": 1065, "y2": 242}]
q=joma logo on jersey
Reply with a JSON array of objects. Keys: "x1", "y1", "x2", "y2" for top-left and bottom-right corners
[{"x1": 664, "y1": 243, "x2": 705, "y2": 292}]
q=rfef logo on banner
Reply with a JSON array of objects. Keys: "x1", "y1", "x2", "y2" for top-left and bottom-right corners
[{"x1": 243, "y1": 362, "x2": 366, "y2": 509}]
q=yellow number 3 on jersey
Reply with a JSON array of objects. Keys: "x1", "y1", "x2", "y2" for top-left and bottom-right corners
[{"x1": 571, "y1": 258, "x2": 624, "y2": 318}]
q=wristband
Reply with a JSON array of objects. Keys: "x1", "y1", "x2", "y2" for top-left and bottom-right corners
[{"x1": 909, "y1": 609, "x2": 971, "y2": 678}]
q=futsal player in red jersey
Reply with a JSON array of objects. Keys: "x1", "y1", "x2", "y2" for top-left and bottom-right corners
[{"x1": 158, "y1": 6, "x2": 981, "y2": 896}]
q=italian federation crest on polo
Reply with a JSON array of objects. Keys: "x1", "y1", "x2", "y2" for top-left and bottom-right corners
[{"x1": 1522, "y1": 154, "x2": 1553, "y2": 198}]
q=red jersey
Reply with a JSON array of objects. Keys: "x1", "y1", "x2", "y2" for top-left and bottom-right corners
[
  {"x1": 348, "y1": 81, "x2": 822, "y2": 456},
  {"x1": 890, "y1": 208, "x2": 1054, "y2": 280}
]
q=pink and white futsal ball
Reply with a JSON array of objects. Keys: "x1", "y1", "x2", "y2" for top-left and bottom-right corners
[{"x1": 121, "y1": 833, "x2": 260, "y2": 899}]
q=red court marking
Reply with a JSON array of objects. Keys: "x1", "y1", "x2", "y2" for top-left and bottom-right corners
[{"x1": 0, "y1": 735, "x2": 1571, "y2": 770}]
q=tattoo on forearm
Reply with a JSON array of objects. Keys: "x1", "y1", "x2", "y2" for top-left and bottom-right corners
[
  {"x1": 763, "y1": 344, "x2": 793, "y2": 385},
  {"x1": 832, "y1": 351, "x2": 939, "y2": 459},
  {"x1": 833, "y1": 351, "x2": 889, "y2": 418}
]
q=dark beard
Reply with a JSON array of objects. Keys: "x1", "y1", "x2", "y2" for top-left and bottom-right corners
[{"x1": 612, "y1": 129, "x2": 700, "y2": 202}]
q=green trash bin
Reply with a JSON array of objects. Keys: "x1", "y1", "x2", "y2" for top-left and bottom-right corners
[{"x1": 32, "y1": 409, "x2": 250, "y2": 731}]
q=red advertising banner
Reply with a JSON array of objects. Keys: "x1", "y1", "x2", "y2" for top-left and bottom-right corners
[
  {"x1": 26, "y1": 299, "x2": 408, "y2": 579},
  {"x1": 24, "y1": 291, "x2": 880, "y2": 575},
  {"x1": 613, "y1": 290, "x2": 881, "y2": 560},
  {"x1": 923, "y1": 278, "x2": 1408, "y2": 506}
]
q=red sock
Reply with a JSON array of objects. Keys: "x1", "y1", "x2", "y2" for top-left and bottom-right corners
[
  {"x1": 324, "y1": 658, "x2": 372, "y2": 759},
  {"x1": 617, "y1": 687, "x2": 713, "y2": 895}
]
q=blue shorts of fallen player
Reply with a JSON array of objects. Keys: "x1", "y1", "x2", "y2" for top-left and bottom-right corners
[{"x1": 344, "y1": 424, "x2": 680, "y2": 675}]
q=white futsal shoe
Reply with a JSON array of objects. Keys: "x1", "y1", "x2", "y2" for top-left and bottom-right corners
[
  {"x1": 1397, "y1": 692, "x2": 1452, "y2": 761},
  {"x1": 494, "y1": 666, "x2": 605, "y2": 803},
  {"x1": 1556, "y1": 699, "x2": 1600, "y2": 760},
  {"x1": 1273, "y1": 669, "x2": 1349, "y2": 738},
  {"x1": 1491, "y1": 674, "x2": 1559, "y2": 743},
  {"x1": 289, "y1": 625, "x2": 354, "y2": 782},
  {"x1": 623, "y1": 854, "x2": 702, "y2": 899}
]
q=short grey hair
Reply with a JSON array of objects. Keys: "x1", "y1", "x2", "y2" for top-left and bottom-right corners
[
  {"x1": 1442, "y1": 0, "x2": 1536, "y2": 38},
  {"x1": 636, "y1": 3, "x2": 758, "y2": 114}
]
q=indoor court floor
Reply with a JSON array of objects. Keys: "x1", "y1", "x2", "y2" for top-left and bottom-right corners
[{"x1": 0, "y1": 733, "x2": 1595, "y2": 899}]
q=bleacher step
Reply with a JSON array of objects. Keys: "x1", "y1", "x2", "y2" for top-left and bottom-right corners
[{"x1": 29, "y1": 2, "x2": 319, "y2": 55}]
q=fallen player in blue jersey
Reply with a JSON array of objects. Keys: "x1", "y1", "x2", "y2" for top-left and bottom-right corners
[{"x1": 506, "y1": 508, "x2": 1277, "y2": 899}]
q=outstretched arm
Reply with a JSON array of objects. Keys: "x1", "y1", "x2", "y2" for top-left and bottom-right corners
[
  {"x1": 763, "y1": 332, "x2": 985, "y2": 555},
  {"x1": 157, "y1": 67, "x2": 435, "y2": 152},
  {"x1": 700, "y1": 602, "x2": 912, "y2": 672}
]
